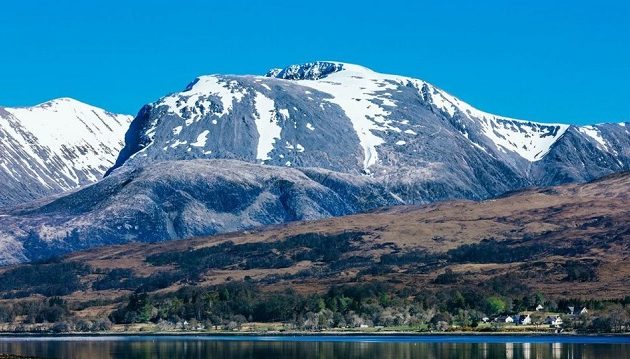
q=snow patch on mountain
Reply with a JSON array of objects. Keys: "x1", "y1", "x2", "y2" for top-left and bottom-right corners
[
  {"x1": 170, "y1": 139, "x2": 187, "y2": 148},
  {"x1": 160, "y1": 76, "x2": 246, "y2": 120},
  {"x1": 253, "y1": 92, "x2": 282, "y2": 162},
  {"x1": 278, "y1": 108, "x2": 290, "y2": 118},
  {"x1": 578, "y1": 126, "x2": 611, "y2": 152},
  {"x1": 191, "y1": 130, "x2": 210, "y2": 147},
  {"x1": 276, "y1": 63, "x2": 402, "y2": 172}
]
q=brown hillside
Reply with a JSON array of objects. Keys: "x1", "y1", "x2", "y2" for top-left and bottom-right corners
[{"x1": 1, "y1": 172, "x2": 628, "y2": 314}]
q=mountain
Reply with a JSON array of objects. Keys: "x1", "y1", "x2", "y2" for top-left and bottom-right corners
[
  {"x1": 0, "y1": 62, "x2": 627, "y2": 264},
  {"x1": 1, "y1": 172, "x2": 627, "y2": 318},
  {"x1": 0, "y1": 159, "x2": 400, "y2": 264},
  {"x1": 0, "y1": 98, "x2": 132, "y2": 207},
  {"x1": 109, "y1": 61, "x2": 629, "y2": 202}
]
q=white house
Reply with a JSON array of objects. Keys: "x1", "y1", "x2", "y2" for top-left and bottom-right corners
[
  {"x1": 569, "y1": 306, "x2": 589, "y2": 316},
  {"x1": 536, "y1": 304, "x2": 544, "y2": 311},
  {"x1": 495, "y1": 316, "x2": 514, "y2": 323},
  {"x1": 517, "y1": 314, "x2": 532, "y2": 325},
  {"x1": 546, "y1": 316, "x2": 563, "y2": 327}
]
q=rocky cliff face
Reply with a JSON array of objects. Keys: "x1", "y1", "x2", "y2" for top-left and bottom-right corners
[{"x1": 0, "y1": 98, "x2": 132, "y2": 207}]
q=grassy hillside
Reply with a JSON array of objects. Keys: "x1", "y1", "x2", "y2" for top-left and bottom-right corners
[{"x1": 0, "y1": 172, "x2": 628, "y2": 332}]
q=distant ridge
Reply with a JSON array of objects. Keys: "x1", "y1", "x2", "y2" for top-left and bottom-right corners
[{"x1": 0, "y1": 98, "x2": 132, "y2": 206}]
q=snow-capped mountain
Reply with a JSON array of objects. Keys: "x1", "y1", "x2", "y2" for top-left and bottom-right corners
[
  {"x1": 110, "y1": 61, "x2": 629, "y2": 201},
  {"x1": 0, "y1": 98, "x2": 132, "y2": 206},
  {"x1": 1, "y1": 62, "x2": 628, "y2": 264}
]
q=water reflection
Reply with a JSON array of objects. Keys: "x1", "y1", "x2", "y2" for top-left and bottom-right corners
[
  {"x1": 0, "y1": 337, "x2": 629, "y2": 359},
  {"x1": 552, "y1": 342, "x2": 562, "y2": 359},
  {"x1": 523, "y1": 342, "x2": 531, "y2": 359},
  {"x1": 505, "y1": 342, "x2": 513, "y2": 359}
]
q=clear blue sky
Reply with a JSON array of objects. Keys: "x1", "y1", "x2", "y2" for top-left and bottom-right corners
[{"x1": 1, "y1": 0, "x2": 628, "y2": 125}]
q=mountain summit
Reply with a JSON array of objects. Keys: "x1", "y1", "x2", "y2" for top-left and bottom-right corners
[
  {"x1": 265, "y1": 61, "x2": 345, "y2": 80},
  {"x1": 0, "y1": 98, "x2": 132, "y2": 206}
]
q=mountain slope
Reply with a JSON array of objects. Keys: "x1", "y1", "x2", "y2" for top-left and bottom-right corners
[
  {"x1": 530, "y1": 124, "x2": 630, "y2": 184},
  {"x1": 0, "y1": 159, "x2": 400, "y2": 264},
  {"x1": 109, "y1": 61, "x2": 629, "y2": 201},
  {"x1": 0, "y1": 98, "x2": 132, "y2": 206},
  {"x1": 2, "y1": 172, "x2": 627, "y2": 310}
]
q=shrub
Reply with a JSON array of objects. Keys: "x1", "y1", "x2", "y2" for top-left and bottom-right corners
[{"x1": 434, "y1": 269, "x2": 461, "y2": 284}]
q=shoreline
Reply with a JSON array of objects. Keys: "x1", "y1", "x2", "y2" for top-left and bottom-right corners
[{"x1": 1, "y1": 331, "x2": 629, "y2": 338}]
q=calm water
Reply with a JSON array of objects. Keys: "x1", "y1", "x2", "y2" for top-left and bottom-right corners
[{"x1": 0, "y1": 335, "x2": 629, "y2": 359}]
